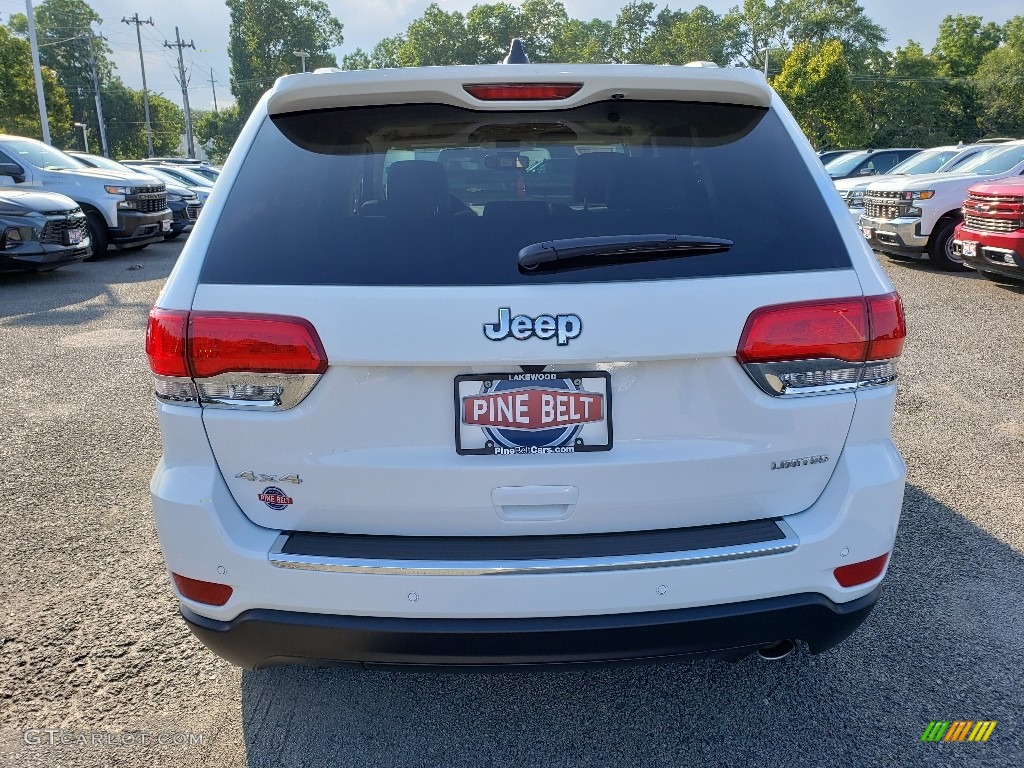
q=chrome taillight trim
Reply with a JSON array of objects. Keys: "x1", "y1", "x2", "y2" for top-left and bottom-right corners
[
  {"x1": 153, "y1": 375, "x2": 199, "y2": 405},
  {"x1": 153, "y1": 372, "x2": 322, "y2": 410},
  {"x1": 195, "y1": 372, "x2": 323, "y2": 410},
  {"x1": 741, "y1": 358, "x2": 898, "y2": 397}
]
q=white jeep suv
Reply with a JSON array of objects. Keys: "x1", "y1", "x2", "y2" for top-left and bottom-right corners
[{"x1": 147, "y1": 53, "x2": 907, "y2": 669}]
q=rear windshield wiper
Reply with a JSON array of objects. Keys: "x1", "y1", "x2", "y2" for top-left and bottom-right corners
[{"x1": 517, "y1": 234, "x2": 733, "y2": 273}]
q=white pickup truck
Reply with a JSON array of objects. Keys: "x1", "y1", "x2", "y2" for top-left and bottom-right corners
[
  {"x1": 0, "y1": 134, "x2": 171, "y2": 257},
  {"x1": 858, "y1": 140, "x2": 1024, "y2": 270}
]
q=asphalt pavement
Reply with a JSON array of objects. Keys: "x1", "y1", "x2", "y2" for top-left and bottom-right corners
[{"x1": 1, "y1": 240, "x2": 1021, "y2": 767}]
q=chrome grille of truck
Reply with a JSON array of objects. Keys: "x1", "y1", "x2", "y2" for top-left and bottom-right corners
[
  {"x1": 863, "y1": 190, "x2": 908, "y2": 219},
  {"x1": 129, "y1": 185, "x2": 168, "y2": 213},
  {"x1": 964, "y1": 214, "x2": 1023, "y2": 233},
  {"x1": 967, "y1": 192, "x2": 1024, "y2": 205}
]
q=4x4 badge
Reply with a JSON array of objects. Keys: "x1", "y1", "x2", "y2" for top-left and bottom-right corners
[{"x1": 484, "y1": 308, "x2": 582, "y2": 346}]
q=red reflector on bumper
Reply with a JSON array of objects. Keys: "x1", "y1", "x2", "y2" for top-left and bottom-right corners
[
  {"x1": 172, "y1": 573, "x2": 234, "y2": 606},
  {"x1": 833, "y1": 553, "x2": 890, "y2": 587}
]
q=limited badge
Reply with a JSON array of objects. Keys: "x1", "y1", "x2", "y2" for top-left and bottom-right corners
[{"x1": 258, "y1": 486, "x2": 294, "y2": 510}]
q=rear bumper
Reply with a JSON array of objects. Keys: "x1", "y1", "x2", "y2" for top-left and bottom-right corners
[
  {"x1": 182, "y1": 587, "x2": 881, "y2": 670},
  {"x1": 152, "y1": 388, "x2": 905, "y2": 668}
]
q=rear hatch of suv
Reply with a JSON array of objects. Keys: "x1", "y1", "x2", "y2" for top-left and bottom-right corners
[{"x1": 181, "y1": 70, "x2": 872, "y2": 537}]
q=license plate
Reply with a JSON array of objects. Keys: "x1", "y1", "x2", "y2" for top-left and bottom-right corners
[
  {"x1": 63, "y1": 227, "x2": 83, "y2": 246},
  {"x1": 860, "y1": 225, "x2": 874, "y2": 240},
  {"x1": 161, "y1": 219, "x2": 172, "y2": 233},
  {"x1": 455, "y1": 371, "x2": 612, "y2": 455},
  {"x1": 961, "y1": 241, "x2": 977, "y2": 258}
]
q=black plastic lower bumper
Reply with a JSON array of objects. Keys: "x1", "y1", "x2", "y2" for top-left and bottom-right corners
[
  {"x1": 0, "y1": 242, "x2": 89, "y2": 271},
  {"x1": 182, "y1": 586, "x2": 882, "y2": 670},
  {"x1": 962, "y1": 253, "x2": 1024, "y2": 283},
  {"x1": 111, "y1": 209, "x2": 171, "y2": 247}
]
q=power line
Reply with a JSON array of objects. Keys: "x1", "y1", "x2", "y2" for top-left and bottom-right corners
[
  {"x1": 122, "y1": 13, "x2": 155, "y2": 157},
  {"x1": 164, "y1": 27, "x2": 196, "y2": 157}
]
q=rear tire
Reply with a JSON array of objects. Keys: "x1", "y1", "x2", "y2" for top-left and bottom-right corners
[
  {"x1": 83, "y1": 212, "x2": 109, "y2": 261},
  {"x1": 927, "y1": 220, "x2": 968, "y2": 272}
]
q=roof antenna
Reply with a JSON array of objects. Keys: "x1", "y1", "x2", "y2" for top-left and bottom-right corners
[{"x1": 503, "y1": 39, "x2": 530, "y2": 64}]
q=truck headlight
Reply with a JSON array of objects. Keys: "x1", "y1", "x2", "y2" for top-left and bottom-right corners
[
  {"x1": 104, "y1": 185, "x2": 131, "y2": 195},
  {"x1": 902, "y1": 190, "x2": 934, "y2": 201}
]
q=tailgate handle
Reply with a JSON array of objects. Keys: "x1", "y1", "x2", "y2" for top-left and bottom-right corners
[{"x1": 492, "y1": 486, "x2": 578, "y2": 522}]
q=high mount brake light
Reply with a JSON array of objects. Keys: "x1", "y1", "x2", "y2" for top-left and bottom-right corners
[
  {"x1": 145, "y1": 308, "x2": 328, "y2": 410},
  {"x1": 462, "y1": 83, "x2": 583, "y2": 101},
  {"x1": 736, "y1": 293, "x2": 906, "y2": 397}
]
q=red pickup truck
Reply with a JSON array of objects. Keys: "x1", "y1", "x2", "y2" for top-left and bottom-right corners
[{"x1": 953, "y1": 176, "x2": 1024, "y2": 285}]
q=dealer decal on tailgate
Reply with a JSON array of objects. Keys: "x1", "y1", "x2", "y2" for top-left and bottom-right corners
[{"x1": 455, "y1": 371, "x2": 612, "y2": 455}]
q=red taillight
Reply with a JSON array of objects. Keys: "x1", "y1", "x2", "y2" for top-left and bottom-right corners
[
  {"x1": 172, "y1": 573, "x2": 233, "y2": 606},
  {"x1": 737, "y1": 298, "x2": 868, "y2": 364},
  {"x1": 463, "y1": 83, "x2": 583, "y2": 101},
  {"x1": 833, "y1": 553, "x2": 890, "y2": 587},
  {"x1": 738, "y1": 293, "x2": 906, "y2": 365},
  {"x1": 146, "y1": 309, "x2": 189, "y2": 377},
  {"x1": 866, "y1": 294, "x2": 906, "y2": 360},
  {"x1": 146, "y1": 309, "x2": 328, "y2": 409},
  {"x1": 187, "y1": 313, "x2": 327, "y2": 378},
  {"x1": 736, "y1": 293, "x2": 906, "y2": 396}
]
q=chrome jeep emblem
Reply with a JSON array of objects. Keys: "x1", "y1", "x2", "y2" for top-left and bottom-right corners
[{"x1": 484, "y1": 308, "x2": 582, "y2": 346}]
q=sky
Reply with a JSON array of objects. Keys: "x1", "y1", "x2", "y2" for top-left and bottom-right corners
[{"x1": 4, "y1": 0, "x2": 1021, "y2": 112}]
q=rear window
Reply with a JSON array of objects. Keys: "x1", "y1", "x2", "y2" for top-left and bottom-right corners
[{"x1": 200, "y1": 100, "x2": 850, "y2": 286}]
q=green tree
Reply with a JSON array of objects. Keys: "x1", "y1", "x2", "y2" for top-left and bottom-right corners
[
  {"x1": 932, "y1": 14, "x2": 1002, "y2": 79},
  {"x1": 726, "y1": 0, "x2": 885, "y2": 72},
  {"x1": 774, "y1": 40, "x2": 871, "y2": 148},
  {"x1": 394, "y1": 4, "x2": 473, "y2": 66},
  {"x1": 862, "y1": 43, "x2": 952, "y2": 146},
  {"x1": 101, "y1": 83, "x2": 184, "y2": 158},
  {"x1": 644, "y1": 5, "x2": 742, "y2": 65},
  {"x1": 548, "y1": 18, "x2": 613, "y2": 63},
  {"x1": 975, "y1": 16, "x2": 1024, "y2": 137},
  {"x1": 227, "y1": 0, "x2": 344, "y2": 116},
  {"x1": 609, "y1": 1, "x2": 657, "y2": 63},
  {"x1": 466, "y1": 2, "x2": 522, "y2": 63},
  {"x1": 8, "y1": 0, "x2": 113, "y2": 150},
  {"x1": 340, "y1": 48, "x2": 372, "y2": 70},
  {"x1": 193, "y1": 105, "x2": 246, "y2": 162},
  {"x1": 0, "y1": 26, "x2": 72, "y2": 142}
]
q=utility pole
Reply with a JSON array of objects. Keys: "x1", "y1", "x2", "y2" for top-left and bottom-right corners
[
  {"x1": 209, "y1": 68, "x2": 218, "y2": 113},
  {"x1": 86, "y1": 33, "x2": 109, "y2": 157},
  {"x1": 164, "y1": 27, "x2": 196, "y2": 158},
  {"x1": 25, "y1": 0, "x2": 51, "y2": 144},
  {"x1": 122, "y1": 14, "x2": 155, "y2": 157}
]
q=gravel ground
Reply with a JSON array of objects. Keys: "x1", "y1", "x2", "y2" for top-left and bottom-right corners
[{"x1": 1, "y1": 242, "x2": 1021, "y2": 767}]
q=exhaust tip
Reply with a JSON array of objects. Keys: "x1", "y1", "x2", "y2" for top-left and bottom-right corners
[{"x1": 756, "y1": 639, "x2": 796, "y2": 661}]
